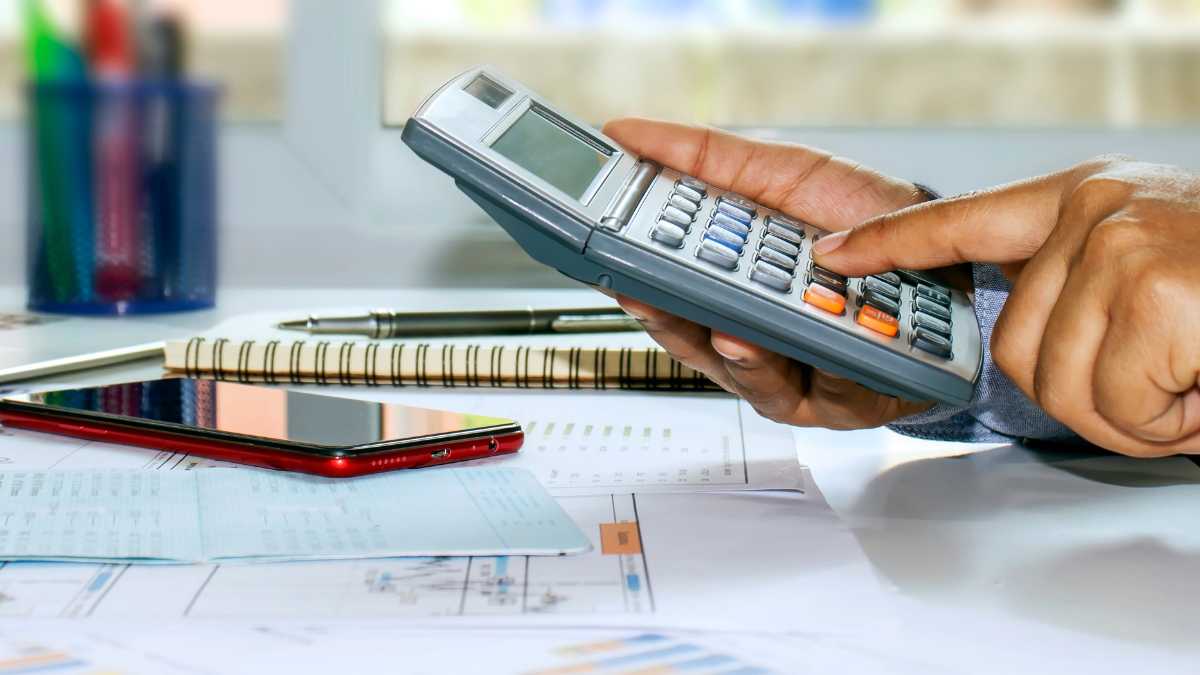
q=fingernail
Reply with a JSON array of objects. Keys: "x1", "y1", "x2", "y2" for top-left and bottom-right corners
[
  {"x1": 622, "y1": 307, "x2": 648, "y2": 322},
  {"x1": 812, "y1": 231, "x2": 848, "y2": 256}
]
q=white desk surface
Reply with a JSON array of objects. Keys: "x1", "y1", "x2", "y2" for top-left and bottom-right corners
[{"x1": 3, "y1": 285, "x2": 1199, "y2": 670}]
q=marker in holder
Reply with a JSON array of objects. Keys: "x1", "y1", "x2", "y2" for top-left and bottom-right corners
[{"x1": 25, "y1": 80, "x2": 220, "y2": 315}]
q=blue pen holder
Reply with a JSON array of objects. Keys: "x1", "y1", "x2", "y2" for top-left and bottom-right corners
[{"x1": 25, "y1": 80, "x2": 220, "y2": 315}]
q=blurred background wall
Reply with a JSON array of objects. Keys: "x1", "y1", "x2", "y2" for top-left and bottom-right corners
[{"x1": 2, "y1": 0, "x2": 1199, "y2": 292}]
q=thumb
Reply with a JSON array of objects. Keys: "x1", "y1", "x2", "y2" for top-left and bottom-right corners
[{"x1": 811, "y1": 172, "x2": 1071, "y2": 277}]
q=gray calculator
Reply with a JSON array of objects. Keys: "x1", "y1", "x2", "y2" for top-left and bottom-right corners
[{"x1": 402, "y1": 67, "x2": 982, "y2": 406}]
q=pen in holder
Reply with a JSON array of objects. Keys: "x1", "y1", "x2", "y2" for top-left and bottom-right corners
[{"x1": 25, "y1": 80, "x2": 220, "y2": 315}]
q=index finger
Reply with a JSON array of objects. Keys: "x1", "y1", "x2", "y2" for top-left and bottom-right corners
[
  {"x1": 602, "y1": 117, "x2": 922, "y2": 230},
  {"x1": 811, "y1": 172, "x2": 1070, "y2": 277}
]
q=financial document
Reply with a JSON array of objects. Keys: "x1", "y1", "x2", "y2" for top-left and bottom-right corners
[
  {"x1": 314, "y1": 387, "x2": 808, "y2": 495},
  {"x1": 0, "y1": 468, "x2": 589, "y2": 563}
]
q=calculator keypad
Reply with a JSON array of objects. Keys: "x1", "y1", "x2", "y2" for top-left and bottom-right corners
[{"x1": 640, "y1": 169, "x2": 970, "y2": 365}]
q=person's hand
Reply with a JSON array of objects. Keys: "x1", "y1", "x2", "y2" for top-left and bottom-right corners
[
  {"x1": 813, "y1": 156, "x2": 1200, "y2": 456},
  {"x1": 601, "y1": 118, "x2": 934, "y2": 429}
]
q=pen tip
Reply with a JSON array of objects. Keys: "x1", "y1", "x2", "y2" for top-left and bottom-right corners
[{"x1": 276, "y1": 319, "x2": 307, "y2": 332}]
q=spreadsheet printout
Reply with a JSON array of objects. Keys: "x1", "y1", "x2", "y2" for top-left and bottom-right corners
[{"x1": 0, "y1": 468, "x2": 589, "y2": 563}]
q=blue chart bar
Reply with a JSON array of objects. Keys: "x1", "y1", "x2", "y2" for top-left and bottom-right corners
[{"x1": 537, "y1": 633, "x2": 775, "y2": 675}]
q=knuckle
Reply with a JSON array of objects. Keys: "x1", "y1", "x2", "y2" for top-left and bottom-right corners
[
  {"x1": 1077, "y1": 218, "x2": 1144, "y2": 267},
  {"x1": 1070, "y1": 174, "x2": 1135, "y2": 213}
]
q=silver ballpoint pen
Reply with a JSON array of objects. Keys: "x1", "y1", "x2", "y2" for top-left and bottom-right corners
[{"x1": 276, "y1": 307, "x2": 642, "y2": 339}]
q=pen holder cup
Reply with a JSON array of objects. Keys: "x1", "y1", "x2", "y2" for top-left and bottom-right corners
[{"x1": 24, "y1": 80, "x2": 220, "y2": 315}]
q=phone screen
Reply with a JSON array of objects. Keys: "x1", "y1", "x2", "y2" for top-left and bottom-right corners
[{"x1": 2, "y1": 380, "x2": 516, "y2": 453}]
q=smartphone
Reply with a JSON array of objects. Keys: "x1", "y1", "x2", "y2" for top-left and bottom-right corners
[{"x1": 0, "y1": 379, "x2": 523, "y2": 477}]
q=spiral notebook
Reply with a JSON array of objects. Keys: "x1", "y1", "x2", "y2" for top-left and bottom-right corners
[{"x1": 163, "y1": 337, "x2": 720, "y2": 391}]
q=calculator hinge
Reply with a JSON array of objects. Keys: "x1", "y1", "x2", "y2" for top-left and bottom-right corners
[{"x1": 599, "y1": 161, "x2": 660, "y2": 232}]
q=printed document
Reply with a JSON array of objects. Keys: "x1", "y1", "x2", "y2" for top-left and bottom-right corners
[{"x1": 0, "y1": 468, "x2": 590, "y2": 563}]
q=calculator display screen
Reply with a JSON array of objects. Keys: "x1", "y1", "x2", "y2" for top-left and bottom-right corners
[{"x1": 491, "y1": 107, "x2": 610, "y2": 200}]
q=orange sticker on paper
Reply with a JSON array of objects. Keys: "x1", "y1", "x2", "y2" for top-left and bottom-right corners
[{"x1": 599, "y1": 522, "x2": 642, "y2": 555}]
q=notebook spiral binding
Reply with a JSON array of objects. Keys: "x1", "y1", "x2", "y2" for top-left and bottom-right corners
[{"x1": 172, "y1": 337, "x2": 719, "y2": 391}]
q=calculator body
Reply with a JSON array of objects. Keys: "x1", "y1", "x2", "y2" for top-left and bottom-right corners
[{"x1": 402, "y1": 67, "x2": 982, "y2": 406}]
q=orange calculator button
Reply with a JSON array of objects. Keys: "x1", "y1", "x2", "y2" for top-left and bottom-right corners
[
  {"x1": 802, "y1": 282, "x2": 846, "y2": 315},
  {"x1": 857, "y1": 305, "x2": 900, "y2": 337}
]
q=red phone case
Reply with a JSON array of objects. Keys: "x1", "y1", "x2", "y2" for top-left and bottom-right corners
[{"x1": 0, "y1": 408, "x2": 523, "y2": 477}]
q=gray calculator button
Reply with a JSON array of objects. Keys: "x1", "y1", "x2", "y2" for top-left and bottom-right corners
[
  {"x1": 719, "y1": 193, "x2": 757, "y2": 213},
  {"x1": 678, "y1": 176, "x2": 707, "y2": 195},
  {"x1": 811, "y1": 264, "x2": 847, "y2": 285},
  {"x1": 650, "y1": 220, "x2": 686, "y2": 247},
  {"x1": 716, "y1": 200, "x2": 753, "y2": 225},
  {"x1": 863, "y1": 290, "x2": 900, "y2": 318},
  {"x1": 916, "y1": 284, "x2": 952, "y2": 307},
  {"x1": 697, "y1": 238, "x2": 739, "y2": 269},
  {"x1": 662, "y1": 205, "x2": 694, "y2": 228},
  {"x1": 705, "y1": 224, "x2": 745, "y2": 250},
  {"x1": 873, "y1": 272, "x2": 902, "y2": 288},
  {"x1": 711, "y1": 212, "x2": 751, "y2": 238},
  {"x1": 809, "y1": 266, "x2": 848, "y2": 294},
  {"x1": 913, "y1": 328, "x2": 952, "y2": 359},
  {"x1": 864, "y1": 276, "x2": 901, "y2": 302},
  {"x1": 913, "y1": 311, "x2": 952, "y2": 337},
  {"x1": 760, "y1": 234, "x2": 800, "y2": 259},
  {"x1": 766, "y1": 213, "x2": 805, "y2": 236},
  {"x1": 669, "y1": 193, "x2": 700, "y2": 214},
  {"x1": 765, "y1": 222, "x2": 804, "y2": 246},
  {"x1": 674, "y1": 183, "x2": 704, "y2": 202},
  {"x1": 757, "y1": 246, "x2": 797, "y2": 270},
  {"x1": 915, "y1": 297, "x2": 951, "y2": 321},
  {"x1": 750, "y1": 261, "x2": 793, "y2": 292}
]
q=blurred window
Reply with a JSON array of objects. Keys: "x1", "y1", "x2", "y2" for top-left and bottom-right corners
[
  {"x1": 382, "y1": 0, "x2": 1200, "y2": 128},
  {"x1": 0, "y1": 0, "x2": 284, "y2": 121}
]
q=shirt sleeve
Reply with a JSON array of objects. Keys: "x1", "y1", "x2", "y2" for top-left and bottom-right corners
[{"x1": 886, "y1": 263, "x2": 1080, "y2": 443}]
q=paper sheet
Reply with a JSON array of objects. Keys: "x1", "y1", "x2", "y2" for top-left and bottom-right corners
[
  {"x1": 0, "y1": 468, "x2": 590, "y2": 563},
  {"x1": 307, "y1": 387, "x2": 808, "y2": 495}
]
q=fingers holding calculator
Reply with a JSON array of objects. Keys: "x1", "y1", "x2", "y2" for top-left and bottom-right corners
[
  {"x1": 405, "y1": 67, "x2": 1200, "y2": 458},
  {"x1": 601, "y1": 118, "x2": 936, "y2": 430}
]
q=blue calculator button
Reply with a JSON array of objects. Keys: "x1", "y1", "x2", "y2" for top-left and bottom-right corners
[
  {"x1": 697, "y1": 238, "x2": 739, "y2": 269},
  {"x1": 704, "y1": 226, "x2": 744, "y2": 251},
  {"x1": 710, "y1": 212, "x2": 750, "y2": 238}
]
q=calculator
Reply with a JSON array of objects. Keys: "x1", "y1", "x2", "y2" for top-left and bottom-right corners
[{"x1": 402, "y1": 68, "x2": 982, "y2": 406}]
